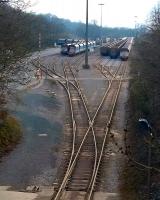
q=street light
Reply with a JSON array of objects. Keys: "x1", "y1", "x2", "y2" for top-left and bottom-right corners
[
  {"x1": 38, "y1": 32, "x2": 41, "y2": 69},
  {"x1": 138, "y1": 118, "x2": 153, "y2": 200},
  {"x1": 98, "y1": 3, "x2": 104, "y2": 46},
  {"x1": 134, "y1": 16, "x2": 138, "y2": 37},
  {"x1": 83, "y1": 0, "x2": 90, "y2": 69}
]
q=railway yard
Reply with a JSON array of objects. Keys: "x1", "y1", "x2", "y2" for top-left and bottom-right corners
[
  {"x1": 0, "y1": 46, "x2": 131, "y2": 200},
  {"x1": 2, "y1": 0, "x2": 160, "y2": 198},
  {"x1": 36, "y1": 47, "x2": 130, "y2": 200}
]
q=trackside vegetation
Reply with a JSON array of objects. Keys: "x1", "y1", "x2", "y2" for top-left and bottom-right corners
[
  {"x1": 0, "y1": 0, "x2": 152, "y2": 163},
  {"x1": 0, "y1": 0, "x2": 136, "y2": 106},
  {"x1": 0, "y1": 111, "x2": 22, "y2": 156},
  {"x1": 121, "y1": 3, "x2": 160, "y2": 199}
]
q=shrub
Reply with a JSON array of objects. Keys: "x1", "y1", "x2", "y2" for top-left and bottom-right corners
[{"x1": 0, "y1": 112, "x2": 22, "y2": 155}]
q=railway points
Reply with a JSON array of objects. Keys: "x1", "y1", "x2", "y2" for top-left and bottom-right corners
[
  {"x1": 1, "y1": 39, "x2": 131, "y2": 200},
  {"x1": 29, "y1": 46, "x2": 130, "y2": 200}
]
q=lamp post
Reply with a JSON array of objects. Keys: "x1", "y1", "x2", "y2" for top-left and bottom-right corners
[
  {"x1": 83, "y1": 0, "x2": 90, "y2": 69},
  {"x1": 38, "y1": 32, "x2": 41, "y2": 69},
  {"x1": 98, "y1": 3, "x2": 104, "y2": 46},
  {"x1": 134, "y1": 15, "x2": 138, "y2": 37},
  {"x1": 138, "y1": 118, "x2": 153, "y2": 200}
]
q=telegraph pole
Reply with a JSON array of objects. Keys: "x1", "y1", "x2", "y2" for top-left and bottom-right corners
[
  {"x1": 134, "y1": 16, "x2": 138, "y2": 37},
  {"x1": 38, "y1": 32, "x2": 41, "y2": 69},
  {"x1": 83, "y1": 0, "x2": 90, "y2": 69},
  {"x1": 98, "y1": 3, "x2": 104, "y2": 45}
]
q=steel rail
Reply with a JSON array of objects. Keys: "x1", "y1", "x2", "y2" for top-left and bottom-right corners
[
  {"x1": 87, "y1": 62, "x2": 127, "y2": 200},
  {"x1": 68, "y1": 65, "x2": 98, "y2": 191},
  {"x1": 31, "y1": 61, "x2": 86, "y2": 192},
  {"x1": 95, "y1": 60, "x2": 122, "y2": 84},
  {"x1": 34, "y1": 63, "x2": 94, "y2": 200},
  {"x1": 47, "y1": 62, "x2": 95, "y2": 199},
  {"x1": 53, "y1": 62, "x2": 122, "y2": 200},
  {"x1": 32, "y1": 60, "x2": 124, "y2": 199},
  {"x1": 94, "y1": 59, "x2": 113, "y2": 85},
  {"x1": 54, "y1": 63, "x2": 96, "y2": 197},
  {"x1": 53, "y1": 64, "x2": 97, "y2": 200},
  {"x1": 63, "y1": 65, "x2": 77, "y2": 171}
]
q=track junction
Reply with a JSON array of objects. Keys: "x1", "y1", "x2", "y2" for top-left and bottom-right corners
[{"x1": 33, "y1": 47, "x2": 130, "y2": 200}]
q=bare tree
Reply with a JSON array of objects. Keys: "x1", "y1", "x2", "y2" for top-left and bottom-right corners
[
  {"x1": 0, "y1": 0, "x2": 31, "y2": 10},
  {"x1": 147, "y1": 3, "x2": 160, "y2": 32},
  {"x1": 0, "y1": 1, "x2": 32, "y2": 105},
  {"x1": 9, "y1": 0, "x2": 31, "y2": 10},
  {"x1": 0, "y1": 0, "x2": 9, "y2": 3}
]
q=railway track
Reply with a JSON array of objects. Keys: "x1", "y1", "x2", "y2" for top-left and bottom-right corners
[
  {"x1": 51, "y1": 64, "x2": 97, "y2": 200},
  {"x1": 63, "y1": 66, "x2": 96, "y2": 191},
  {"x1": 32, "y1": 62, "x2": 96, "y2": 198},
  {"x1": 50, "y1": 60, "x2": 127, "y2": 199},
  {"x1": 87, "y1": 61, "x2": 127, "y2": 198},
  {"x1": 32, "y1": 55, "x2": 127, "y2": 199}
]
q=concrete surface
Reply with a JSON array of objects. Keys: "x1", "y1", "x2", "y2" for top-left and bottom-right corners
[
  {"x1": 31, "y1": 48, "x2": 60, "y2": 60},
  {"x1": 93, "y1": 192, "x2": 119, "y2": 200},
  {"x1": 0, "y1": 186, "x2": 38, "y2": 200}
]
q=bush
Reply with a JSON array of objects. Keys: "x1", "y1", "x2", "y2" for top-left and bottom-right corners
[
  {"x1": 0, "y1": 112, "x2": 22, "y2": 155},
  {"x1": 130, "y1": 79, "x2": 150, "y2": 116}
]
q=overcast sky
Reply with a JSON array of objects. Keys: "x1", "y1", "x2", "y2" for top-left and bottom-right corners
[{"x1": 28, "y1": 0, "x2": 160, "y2": 28}]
